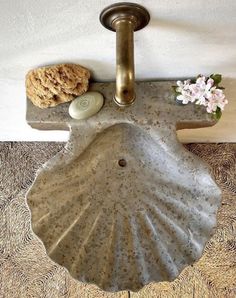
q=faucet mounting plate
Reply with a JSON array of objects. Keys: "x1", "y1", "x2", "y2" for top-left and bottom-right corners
[{"x1": 100, "y1": 2, "x2": 150, "y2": 32}]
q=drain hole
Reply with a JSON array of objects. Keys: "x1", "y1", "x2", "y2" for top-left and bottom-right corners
[
  {"x1": 123, "y1": 89, "x2": 129, "y2": 95},
  {"x1": 118, "y1": 159, "x2": 127, "y2": 167}
]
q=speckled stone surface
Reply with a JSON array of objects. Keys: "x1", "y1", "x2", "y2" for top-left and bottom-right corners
[{"x1": 26, "y1": 82, "x2": 221, "y2": 292}]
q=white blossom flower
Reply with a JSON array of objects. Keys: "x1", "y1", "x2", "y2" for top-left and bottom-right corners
[
  {"x1": 206, "y1": 78, "x2": 214, "y2": 90},
  {"x1": 174, "y1": 74, "x2": 228, "y2": 118},
  {"x1": 189, "y1": 84, "x2": 206, "y2": 105},
  {"x1": 176, "y1": 79, "x2": 191, "y2": 93},
  {"x1": 177, "y1": 90, "x2": 192, "y2": 104},
  {"x1": 196, "y1": 76, "x2": 206, "y2": 89},
  {"x1": 206, "y1": 88, "x2": 228, "y2": 113}
]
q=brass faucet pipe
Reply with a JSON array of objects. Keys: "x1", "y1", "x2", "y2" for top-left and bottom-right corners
[
  {"x1": 113, "y1": 18, "x2": 135, "y2": 106},
  {"x1": 100, "y1": 2, "x2": 150, "y2": 107}
]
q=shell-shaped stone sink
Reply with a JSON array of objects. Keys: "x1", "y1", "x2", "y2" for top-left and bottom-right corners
[{"x1": 26, "y1": 82, "x2": 221, "y2": 292}]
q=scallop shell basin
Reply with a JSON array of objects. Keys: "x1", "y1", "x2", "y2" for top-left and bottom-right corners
[{"x1": 26, "y1": 82, "x2": 221, "y2": 292}]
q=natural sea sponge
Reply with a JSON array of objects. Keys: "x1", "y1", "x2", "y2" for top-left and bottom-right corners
[{"x1": 26, "y1": 63, "x2": 90, "y2": 108}]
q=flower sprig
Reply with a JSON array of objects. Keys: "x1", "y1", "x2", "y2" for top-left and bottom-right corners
[{"x1": 173, "y1": 74, "x2": 228, "y2": 120}]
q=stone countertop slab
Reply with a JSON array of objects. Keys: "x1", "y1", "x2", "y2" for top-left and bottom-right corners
[{"x1": 26, "y1": 81, "x2": 216, "y2": 131}]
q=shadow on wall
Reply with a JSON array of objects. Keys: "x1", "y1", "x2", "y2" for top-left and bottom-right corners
[
  {"x1": 223, "y1": 77, "x2": 236, "y2": 113},
  {"x1": 35, "y1": 59, "x2": 115, "y2": 82}
]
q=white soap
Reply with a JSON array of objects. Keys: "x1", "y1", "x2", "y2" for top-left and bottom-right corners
[{"x1": 69, "y1": 92, "x2": 104, "y2": 120}]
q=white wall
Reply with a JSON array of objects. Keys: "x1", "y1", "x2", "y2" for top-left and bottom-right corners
[{"x1": 0, "y1": 0, "x2": 235, "y2": 141}]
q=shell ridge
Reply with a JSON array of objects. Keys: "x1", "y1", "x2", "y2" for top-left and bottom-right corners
[
  {"x1": 48, "y1": 201, "x2": 91, "y2": 255},
  {"x1": 144, "y1": 200, "x2": 202, "y2": 262},
  {"x1": 129, "y1": 215, "x2": 150, "y2": 283},
  {"x1": 142, "y1": 213, "x2": 179, "y2": 280},
  {"x1": 34, "y1": 211, "x2": 50, "y2": 227},
  {"x1": 99, "y1": 211, "x2": 117, "y2": 289},
  {"x1": 70, "y1": 209, "x2": 103, "y2": 273},
  {"x1": 146, "y1": 189, "x2": 215, "y2": 231}
]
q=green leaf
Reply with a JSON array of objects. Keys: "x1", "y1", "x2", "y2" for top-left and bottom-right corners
[
  {"x1": 216, "y1": 107, "x2": 222, "y2": 119},
  {"x1": 172, "y1": 86, "x2": 182, "y2": 99},
  {"x1": 212, "y1": 107, "x2": 222, "y2": 120},
  {"x1": 172, "y1": 86, "x2": 177, "y2": 91},
  {"x1": 210, "y1": 74, "x2": 222, "y2": 85}
]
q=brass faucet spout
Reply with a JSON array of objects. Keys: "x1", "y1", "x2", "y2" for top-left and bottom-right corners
[
  {"x1": 113, "y1": 18, "x2": 135, "y2": 106},
  {"x1": 100, "y1": 2, "x2": 150, "y2": 107}
]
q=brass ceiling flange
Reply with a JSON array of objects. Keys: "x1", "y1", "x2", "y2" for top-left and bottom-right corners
[{"x1": 100, "y1": 2, "x2": 150, "y2": 32}]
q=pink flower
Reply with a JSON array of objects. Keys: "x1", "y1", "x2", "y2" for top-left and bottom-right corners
[
  {"x1": 196, "y1": 76, "x2": 207, "y2": 89},
  {"x1": 176, "y1": 79, "x2": 191, "y2": 93},
  {"x1": 177, "y1": 89, "x2": 192, "y2": 104},
  {"x1": 206, "y1": 88, "x2": 228, "y2": 113},
  {"x1": 189, "y1": 84, "x2": 207, "y2": 105},
  {"x1": 206, "y1": 78, "x2": 214, "y2": 90},
  {"x1": 175, "y1": 75, "x2": 228, "y2": 116},
  {"x1": 189, "y1": 76, "x2": 209, "y2": 105}
]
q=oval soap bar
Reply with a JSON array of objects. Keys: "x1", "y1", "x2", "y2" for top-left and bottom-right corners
[{"x1": 69, "y1": 92, "x2": 104, "y2": 120}]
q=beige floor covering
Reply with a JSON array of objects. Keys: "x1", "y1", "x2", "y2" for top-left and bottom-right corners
[{"x1": 0, "y1": 142, "x2": 235, "y2": 298}]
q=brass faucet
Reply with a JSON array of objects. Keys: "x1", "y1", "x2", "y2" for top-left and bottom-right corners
[{"x1": 100, "y1": 2, "x2": 150, "y2": 107}]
